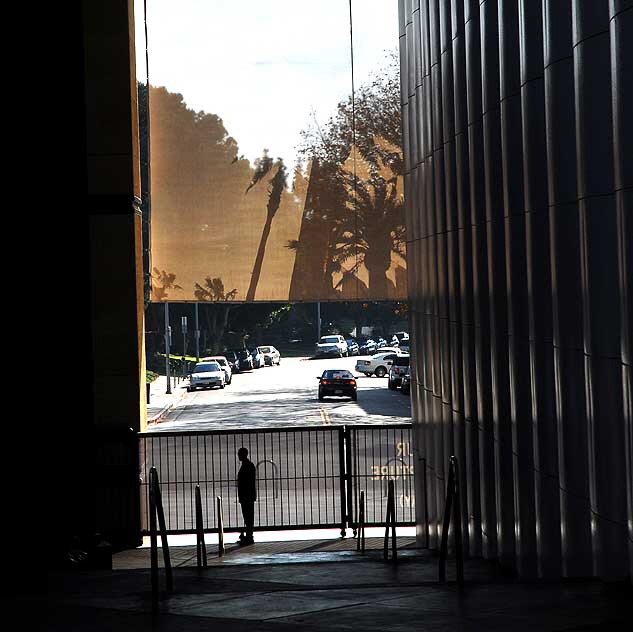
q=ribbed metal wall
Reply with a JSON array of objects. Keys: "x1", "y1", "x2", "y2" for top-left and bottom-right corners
[{"x1": 400, "y1": 0, "x2": 632, "y2": 580}]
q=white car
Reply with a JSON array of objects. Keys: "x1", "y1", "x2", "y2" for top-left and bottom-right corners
[
  {"x1": 375, "y1": 346, "x2": 402, "y2": 355},
  {"x1": 315, "y1": 335, "x2": 348, "y2": 357},
  {"x1": 258, "y1": 345, "x2": 280, "y2": 365},
  {"x1": 201, "y1": 356, "x2": 232, "y2": 384},
  {"x1": 188, "y1": 361, "x2": 225, "y2": 391},
  {"x1": 251, "y1": 347, "x2": 266, "y2": 368},
  {"x1": 355, "y1": 351, "x2": 401, "y2": 377},
  {"x1": 393, "y1": 331, "x2": 409, "y2": 344}
]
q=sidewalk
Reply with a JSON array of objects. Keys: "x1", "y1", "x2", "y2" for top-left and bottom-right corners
[
  {"x1": 38, "y1": 537, "x2": 631, "y2": 631},
  {"x1": 146, "y1": 374, "x2": 189, "y2": 424}
]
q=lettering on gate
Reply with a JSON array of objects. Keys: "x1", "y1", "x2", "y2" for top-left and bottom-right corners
[
  {"x1": 395, "y1": 441, "x2": 413, "y2": 458},
  {"x1": 370, "y1": 463, "x2": 414, "y2": 480},
  {"x1": 365, "y1": 439, "x2": 415, "y2": 508}
]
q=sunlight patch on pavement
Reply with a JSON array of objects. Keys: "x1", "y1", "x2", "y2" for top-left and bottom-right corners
[{"x1": 141, "y1": 526, "x2": 416, "y2": 548}]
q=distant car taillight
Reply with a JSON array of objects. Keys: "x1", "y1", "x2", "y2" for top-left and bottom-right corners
[
  {"x1": 348, "y1": 380, "x2": 356, "y2": 385},
  {"x1": 321, "y1": 379, "x2": 329, "y2": 384}
]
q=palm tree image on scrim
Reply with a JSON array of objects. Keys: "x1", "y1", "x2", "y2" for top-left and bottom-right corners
[
  {"x1": 337, "y1": 156, "x2": 404, "y2": 297},
  {"x1": 244, "y1": 150, "x2": 288, "y2": 301}
]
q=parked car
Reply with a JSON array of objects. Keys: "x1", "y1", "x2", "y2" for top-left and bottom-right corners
[
  {"x1": 227, "y1": 348, "x2": 253, "y2": 371},
  {"x1": 400, "y1": 373, "x2": 411, "y2": 395},
  {"x1": 375, "y1": 337, "x2": 388, "y2": 348},
  {"x1": 223, "y1": 350, "x2": 240, "y2": 373},
  {"x1": 188, "y1": 361, "x2": 225, "y2": 391},
  {"x1": 258, "y1": 345, "x2": 281, "y2": 365},
  {"x1": 317, "y1": 369, "x2": 357, "y2": 401},
  {"x1": 357, "y1": 337, "x2": 377, "y2": 355},
  {"x1": 393, "y1": 331, "x2": 409, "y2": 344},
  {"x1": 251, "y1": 347, "x2": 265, "y2": 368},
  {"x1": 315, "y1": 335, "x2": 348, "y2": 357},
  {"x1": 375, "y1": 346, "x2": 402, "y2": 355},
  {"x1": 345, "y1": 338, "x2": 359, "y2": 356},
  {"x1": 201, "y1": 356, "x2": 232, "y2": 384},
  {"x1": 388, "y1": 355, "x2": 410, "y2": 389},
  {"x1": 355, "y1": 352, "x2": 401, "y2": 377},
  {"x1": 399, "y1": 342, "x2": 410, "y2": 354}
]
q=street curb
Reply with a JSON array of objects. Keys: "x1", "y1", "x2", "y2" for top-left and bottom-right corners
[{"x1": 147, "y1": 385, "x2": 189, "y2": 425}]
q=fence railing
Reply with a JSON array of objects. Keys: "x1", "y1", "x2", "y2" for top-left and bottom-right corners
[{"x1": 139, "y1": 424, "x2": 414, "y2": 535}]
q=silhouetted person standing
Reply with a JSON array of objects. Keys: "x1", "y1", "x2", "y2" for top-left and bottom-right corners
[{"x1": 237, "y1": 447, "x2": 256, "y2": 544}]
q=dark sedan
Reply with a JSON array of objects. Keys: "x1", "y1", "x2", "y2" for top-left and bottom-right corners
[{"x1": 317, "y1": 369, "x2": 358, "y2": 401}]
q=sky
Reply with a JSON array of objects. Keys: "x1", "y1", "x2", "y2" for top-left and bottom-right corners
[{"x1": 134, "y1": 0, "x2": 399, "y2": 168}]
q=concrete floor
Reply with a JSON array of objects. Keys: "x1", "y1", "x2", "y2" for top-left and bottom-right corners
[{"x1": 36, "y1": 536, "x2": 632, "y2": 631}]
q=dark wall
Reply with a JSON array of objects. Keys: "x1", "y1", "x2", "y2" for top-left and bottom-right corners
[
  {"x1": 399, "y1": 0, "x2": 632, "y2": 580},
  {"x1": 25, "y1": 1, "x2": 146, "y2": 575}
]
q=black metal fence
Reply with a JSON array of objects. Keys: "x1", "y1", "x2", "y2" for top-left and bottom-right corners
[{"x1": 139, "y1": 424, "x2": 414, "y2": 535}]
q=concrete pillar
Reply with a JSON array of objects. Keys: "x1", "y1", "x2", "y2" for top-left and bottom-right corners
[
  {"x1": 465, "y1": 0, "x2": 499, "y2": 564},
  {"x1": 574, "y1": 0, "x2": 629, "y2": 580},
  {"x1": 609, "y1": 1, "x2": 633, "y2": 581},
  {"x1": 450, "y1": 0, "x2": 482, "y2": 557},
  {"x1": 481, "y1": 0, "x2": 509, "y2": 566},
  {"x1": 519, "y1": 0, "x2": 556, "y2": 578},
  {"x1": 543, "y1": 0, "x2": 592, "y2": 578},
  {"x1": 83, "y1": 0, "x2": 145, "y2": 548}
]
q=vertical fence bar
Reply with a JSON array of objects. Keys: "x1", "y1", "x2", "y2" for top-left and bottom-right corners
[
  {"x1": 344, "y1": 426, "x2": 353, "y2": 535},
  {"x1": 338, "y1": 427, "x2": 347, "y2": 536},
  {"x1": 150, "y1": 468, "x2": 158, "y2": 612}
]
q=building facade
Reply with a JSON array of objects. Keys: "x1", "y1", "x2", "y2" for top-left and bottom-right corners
[{"x1": 399, "y1": 0, "x2": 631, "y2": 579}]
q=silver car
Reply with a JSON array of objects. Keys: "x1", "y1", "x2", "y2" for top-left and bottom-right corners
[
  {"x1": 188, "y1": 361, "x2": 225, "y2": 391},
  {"x1": 201, "y1": 356, "x2": 232, "y2": 384}
]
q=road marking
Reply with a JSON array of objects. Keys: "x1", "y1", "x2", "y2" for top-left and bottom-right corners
[{"x1": 319, "y1": 408, "x2": 331, "y2": 425}]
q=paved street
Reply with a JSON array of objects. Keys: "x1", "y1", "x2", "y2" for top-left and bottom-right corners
[{"x1": 150, "y1": 355, "x2": 411, "y2": 431}]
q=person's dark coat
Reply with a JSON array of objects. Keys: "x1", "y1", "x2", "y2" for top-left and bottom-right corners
[{"x1": 238, "y1": 458, "x2": 257, "y2": 503}]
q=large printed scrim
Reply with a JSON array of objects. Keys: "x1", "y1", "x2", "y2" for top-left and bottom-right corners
[{"x1": 146, "y1": 1, "x2": 405, "y2": 303}]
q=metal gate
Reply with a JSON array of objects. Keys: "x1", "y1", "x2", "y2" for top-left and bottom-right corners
[{"x1": 139, "y1": 424, "x2": 414, "y2": 535}]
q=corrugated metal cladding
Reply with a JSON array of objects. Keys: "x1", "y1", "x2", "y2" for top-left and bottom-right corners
[{"x1": 398, "y1": 0, "x2": 632, "y2": 580}]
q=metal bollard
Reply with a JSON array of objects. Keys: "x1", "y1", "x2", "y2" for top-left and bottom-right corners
[
  {"x1": 356, "y1": 490, "x2": 366, "y2": 553},
  {"x1": 217, "y1": 496, "x2": 225, "y2": 557}
]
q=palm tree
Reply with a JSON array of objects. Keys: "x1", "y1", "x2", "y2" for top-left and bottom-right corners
[{"x1": 245, "y1": 150, "x2": 288, "y2": 301}]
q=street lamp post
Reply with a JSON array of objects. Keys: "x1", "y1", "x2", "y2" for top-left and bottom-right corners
[
  {"x1": 194, "y1": 303, "x2": 200, "y2": 362},
  {"x1": 181, "y1": 316, "x2": 188, "y2": 378},
  {"x1": 317, "y1": 302, "x2": 321, "y2": 340},
  {"x1": 165, "y1": 302, "x2": 172, "y2": 394}
]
